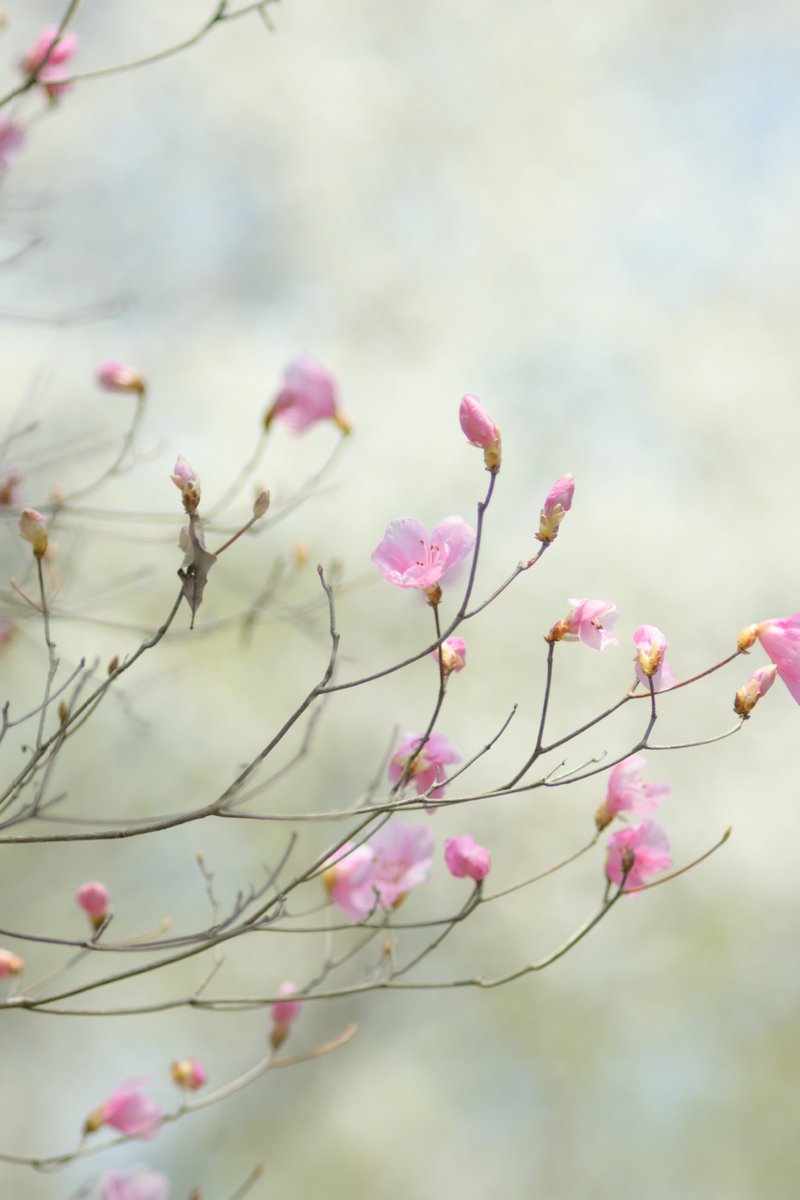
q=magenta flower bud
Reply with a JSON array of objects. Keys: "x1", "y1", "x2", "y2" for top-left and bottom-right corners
[
  {"x1": 0, "y1": 948, "x2": 24, "y2": 978},
  {"x1": 605, "y1": 818, "x2": 672, "y2": 893},
  {"x1": 753, "y1": 614, "x2": 800, "y2": 704},
  {"x1": 85, "y1": 1080, "x2": 161, "y2": 1140},
  {"x1": 536, "y1": 473, "x2": 574, "y2": 543},
  {"x1": 459, "y1": 393, "x2": 501, "y2": 472},
  {"x1": 101, "y1": 1169, "x2": 170, "y2": 1200},
  {"x1": 21, "y1": 26, "x2": 78, "y2": 100},
  {"x1": 76, "y1": 881, "x2": 111, "y2": 930},
  {"x1": 432, "y1": 636, "x2": 467, "y2": 676},
  {"x1": 170, "y1": 456, "x2": 201, "y2": 514},
  {"x1": 0, "y1": 118, "x2": 25, "y2": 170},
  {"x1": 632, "y1": 624, "x2": 675, "y2": 691},
  {"x1": 734, "y1": 663, "x2": 779, "y2": 717},
  {"x1": 170, "y1": 1057, "x2": 208, "y2": 1090},
  {"x1": 444, "y1": 835, "x2": 491, "y2": 882},
  {"x1": 270, "y1": 982, "x2": 303, "y2": 1050},
  {"x1": 18, "y1": 508, "x2": 48, "y2": 557},
  {"x1": 97, "y1": 361, "x2": 147, "y2": 396},
  {"x1": 265, "y1": 354, "x2": 350, "y2": 434}
]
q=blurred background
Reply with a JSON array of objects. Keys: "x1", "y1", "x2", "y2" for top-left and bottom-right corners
[{"x1": 2, "y1": 0, "x2": 800, "y2": 1196}]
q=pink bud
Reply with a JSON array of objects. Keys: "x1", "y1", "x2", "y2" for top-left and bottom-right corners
[
  {"x1": 85, "y1": 1079, "x2": 161, "y2": 1140},
  {"x1": 0, "y1": 949, "x2": 24, "y2": 978},
  {"x1": 432, "y1": 636, "x2": 467, "y2": 675},
  {"x1": 632, "y1": 624, "x2": 675, "y2": 691},
  {"x1": 18, "y1": 508, "x2": 48, "y2": 557},
  {"x1": 444, "y1": 835, "x2": 491, "y2": 881},
  {"x1": 100, "y1": 1169, "x2": 170, "y2": 1200},
  {"x1": 170, "y1": 456, "x2": 201, "y2": 514},
  {"x1": 459, "y1": 394, "x2": 501, "y2": 472},
  {"x1": 170, "y1": 1057, "x2": 208, "y2": 1090},
  {"x1": 76, "y1": 881, "x2": 111, "y2": 929},
  {"x1": 734, "y1": 663, "x2": 779, "y2": 717},
  {"x1": 97, "y1": 361, "x2": 147, "y2": 396},
  {"x1": 21, "y1": 26, "x2": 78, "y2": 99},
  {"x1": 536, "y1": 474, "x2": 574, "y2": 543},
  {"x1": 0, "y1": 118, "x2": 25, "y2": 170},
  {"x1": 270, "y1": 982, "x2": 303, "y2": 1050}
]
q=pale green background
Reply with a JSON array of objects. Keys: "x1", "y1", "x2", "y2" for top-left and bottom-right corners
[{"x1": 1, "y1": 1, "x2": 800, "y2": 1197}]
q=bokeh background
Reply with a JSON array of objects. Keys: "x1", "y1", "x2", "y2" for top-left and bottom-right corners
[{"x1": 2, "y1": 1, "x2": 800, "y2": 1196}]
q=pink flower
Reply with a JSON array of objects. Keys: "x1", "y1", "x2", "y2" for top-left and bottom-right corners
[
  {"x1": 537, "y1": 473, "x2": 574, "y2": 543},
  {"x1": 0, "y1": 949, "x2": 24, "y2": 977},
  {"x1": 86, "y1": 1080, "x2": 161, "y2": 1140},
  {"x1": 605, "y1": 819, "x2": 672, "y2": 893},
  {"x1": 595, "y1": 755, "x2": 670, "y2": 831},
  {"x1": 21, "y1": 26, "x2": 78, "y2": 98},
  {"x1": 550, "y1": 598, "x2": 618, "y2": 651},
  {"x1": 170, "y1": 456, "x2": 201, "y2": 514},
  {"x1": 368, "y1": 822, "x2": 435, "y2": 909},
  {"x1": 388, "y1": 731, "x2": 461, "y2": 799},
  {"x1": 632, "y1": 624, "x2": 675, "y2": 691},
  {"x1": 265, "y1": 354, "x2": 349, "y2": 434},
  {"x1": 18, "y1": 508, "x2": 48, "y2": 557},
  {"x1": 270, "y1": 982, "x2": 303, "y2": 1049},
  {"x1": 734, "y1": 663, "x2": 778, "y2": 717},
  {"x1": 751, "y1": 614, "x2": 800, "y2": 704},
  {"x1": 170, "y1": 1057, "x2": 208, "y2": 1090},
  {"x1": 322, "y1": 842, "x2": 379, "y2": 920},
  {"x1": 459, "y1": 394, "x2": 501, "y2": 472},
  {"x1": 0, "y1": 118, "x2": 24, "y2": 170},
  {"x1": 97, "y1": 361, "x2": 147, "y2": 396},
  {"x1": 371, "y1": 517, "x2": 476, "y2": 594},
  {"x1": 100, "y1": 1169, "x2": 170, "y2": 1200},
  {"x1": 76, "y1": 880, "x2": 110, "y2": 929},
  {"x1": 431, "y1": 636, "x2": 466, "y2": 675},
  {"x1": 444, "y1": 835, "x2": 491, "y2": 881}
]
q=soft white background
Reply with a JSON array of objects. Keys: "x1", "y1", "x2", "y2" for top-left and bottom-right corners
[{"x1": 2, "y1": 1, "x2": 800, "y2": 1196}]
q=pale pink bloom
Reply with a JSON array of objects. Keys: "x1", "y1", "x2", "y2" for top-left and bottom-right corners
[
  {"x1": 170, "y1": 1057, "x2": 208, "y2": 1090},
  {"x1": 633, "y1": 624, "x2": 675, "y2": 691},
  {"x1": 734, "y1": 663, "x2": 778, "y2": 717},
  {"x1": 537, "y1": 473, "x2": 574, "y2": 543},
  {"x1": 0, "y1": 118, "x2": 24, "y2": 170},
  {"x1": 266, "y1": 354, "x2": 349, "y2": 434},
  {"x1": 18, "y1": 508, "x2": 48, "y2": 556},
  {"x1": 595, "y1": 754, "x2": 670, "y2": 831},
  {"x1": 97, "y1": 361, "x2": 147, "y2": 396},
  {"x1": 100, "y1": 1168, "x2": 170, "y2": 1200},
  {"x1": 563, "y1": 598, "x2": 619, "y2": 651},
  {"x1": 605, "y1": 818, "x2": 672, "y2": 893},
  {"x1": 388, "y1": 731, "x2": 461, "y2": 799},
  {"x1": 431, "y1": 636, "x2": 466, "y2": 675},
  {"x1": 89, "y1": 1080, "x2": 161, "y2": 1140},
  {"x1": 0, "y1": 949, "x2": 23, "y2": 977},
  {"x1": 322, "y1": 842, "x2": 379, "y2": 920},
  {"x1": 459, "y1": 393, "x2": 501, "y2": 471},
  {"x1": 444, "y1": 835, "x2": 491, "y2": 881},
  {"x1": 21, "y1": 26, "x2": 78, "y2": 98},
  {"x1": 270, "y1": 981, "x2": 303, "y2": 1049},
  {"x1": 368, "y1": 822, "x2": 435, "y2": 909},
  {"x1": 76, "y1": 880, "x2": 110, "y2": 928},
  {"x1": 753, "y1": 614, "x2": 800, "y2": 704},
  {"x1": 371, "y1": 517, "x2": 476, "y2": 592}
]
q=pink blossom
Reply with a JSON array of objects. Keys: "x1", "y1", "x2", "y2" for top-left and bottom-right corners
[
  {"x1": 0, "y1": 949, "x2": 23, "y2": 977},
  {"x1": 753, "y1": 614, "x2": 800, "y2": 704},
  {"x1": 170, "y1": 1057, "x2": 208, "y2": 1090},
  {"x1": 632, "y1": 624, "x2": 675, "y2": 691},
  {"x1": 459, "y1": 394, "x2": 501, "y2": 471},
  {"x1": 266, "y1": 354, "x2": 349, "y2": 434},
  {"x1": 605, "y1": 818, "x2": 672, "y2": 893},
  {"x1": 322, "y1": 842, "x2": 379, "y2": 920},
  {"x1": 444, "y1": 835, "x2": 491, "y2": 881},
  {"x1": 97, "y1": 361, "x2": 147, "y2": 396},
  {"x1": 537, "y1": 473, "x2": 574, "y2": 543},
  {"x1": 368, "y1": 822, "x2": 435, "y2": 909},
  {"x1": 18, "y1": 508, "x2": 48, "y2": 557},
  {"x1": 21, "y1": 26, "x2": 78, "y2": 98},
  {"x1": 76, "y1": 881, "x2": 110, "y2": 929},
  {"x1": 86, "y1": 1080, "x2": 161, "y2": 1140},
  {"x1": 558, "y1": 598, "x2": 619, "y2": 651},
  {"x1": 734, "y1": 663, "x2": 779, "y2": 717},
  {"x1": 270, "y1": 981, "x2": 303, "y2": 1049},
  {"x1": 100, "y1": 1169, "x2": 170, "y2": 1200},
  {"x1": 0, "y1": 117, "x2": 24, "y2": 169},
  {"x1": 432, "y1": 636, "x2": 466, "y2": 675},
  {"x1": 371, "y1": 517, "x2": 476, "y2": 593},
  {"x1": 388, "y1": 731, "x2": 461, "y2": 799},
  {"x1": 595, "y1": 755, "x2": 670, "y2": 831}
]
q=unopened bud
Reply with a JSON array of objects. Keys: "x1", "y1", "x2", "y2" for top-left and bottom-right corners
[
  {"x1": 58, "y1": 701, "x2": 68, "y2": 725},
  {"x1": 253, "y1": 490, "x2": 270, "y2": 518},
  {"x1": 170, "y1": 456, "x2": 201, "y2": 515},
  {"x1": 0, "y1": 948, "x2": 24, "y2": 977},
  {"x1": 76, "y1": 881, "x2": 111, "y2": 931},
  {"x1": 636, "y1": 644, "x2": 663, "y2": 678},
  {"x1": 734, "y1": 664, "x2": 778, "y2": 718},
  {"x1": 270, "y1": 982, "x2": 303, "y2": 1050},
  {"x1": 424, "y1": 583, "x2": 442, "y2": 608},
  {"x1": 171, "y1": 1057, "x2": 208, "y2": 1090},
  {"x1": 546, "y1": 618, "x2": 571, "y2": 644},
  {"x1": 108, "y1": 656, "x2": 119, "y2": 675},
  {"x1": 97, "y1": 360, "x2": 147, "y2": 396},
  {"x1": 536, "y1": 473, "x2": 574, "y2": 544},
  {"x1": 18, "y1": 508, "x2": 48, "y2": 557},
  {"x1": 432, "y1": 636, "x2": 466, "y2": 676},
  {"x1": 620, "y1": 846, "x2": 636, "y2": 878},
  {"x1": 737, "y1": 624, "x2": 759, "y2": 653}
]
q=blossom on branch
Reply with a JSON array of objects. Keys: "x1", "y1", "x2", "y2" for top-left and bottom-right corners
[
  {"x1": 432, "y1": 636, "x2": 467, "y2": 676},
  {"x1": 739, "y1": 614, "x2": 800, "y2": 704},
  {"x1": 536, "y1": 473, "x2": 574, "y2": 543},
  {"x1": 548, "y1": 598, "x2": 619, "y2": 650},
  {"x1": 459, "y1": 393, "x2": 501, "y2": 472},
  {"x1": 264, "y1": 354, "x2": 350, "y2": 434},
  {"x1": 270, "y1": 982, "x2": 303, "y2": 1050},
  {"x1": 323, "y1": 823, "x2": 435, "y2": 919},
  {"x1": 322, "y1": 842, "x2": 379, "y2": 920},
  {"x1": 0, "y1": 949, "x2": 23, "y2": 977},
  {"x1": 76, "y1": 880, "x2": 111, "y2": 930},
  {"x1": 170, "y1": 456, "x2": 201, "y2": 515},
  {"x1": 0, "y1": 118, "x2": 24, "y2": 170},
  {"x1": 633, "y1": 624, "x2": 675, "y2": 691},
  {"x1": 371, "y1": 517, "x2": 476, "y2": 602},
  {"x1": 97, "y1": 361, "x2": 147, "y2": 396},
  {"x1": 388, "y1": 731, "x2": 461, "y2": 799},
  {"x1": 595, "y1": 755, "x2": 670, "y2": 831},
  {"x1": 605, "y1": 819, "x2": 672, "y2": 893},
  {"x1": 85, "y1": 1079, "x2": 162, "y2": 1140},
  {"x1": 170, "y1": 1057, "x2": 208, "y2": 1090},
  {"x1": 734, "y1": 664, "x2": 778, "y2": 717},
  {"x1": 18, "y1": 508, "x2": 48, "y2": 557},
  {"x1": 444, "y1": 835, "x2": 491, "y2": 881},
  {"x1": 100, "y1": 1169, "x2": 170, "y2": 1200},
  {"x1": 21, "y1": 26, "x2": 78, "y2": 99}
]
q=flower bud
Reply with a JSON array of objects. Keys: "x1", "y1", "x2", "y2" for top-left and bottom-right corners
[
  {"x1": 444, "y1": 835, "x2": 491, "y2": 881},
  {"x1": 0, "y1": 949, "x2": 23, "y2": 977},
  {"x1": 270, "y1": 982, "x2": 303, "y2": 1050},
  {"x1": 170, "y1": 456, "x2": 201, "y2": 515},
  {"x1": 97, "y1": 361, "x2": 147, "y2": 396},
  {"x1": 737, "y1": 624, "x2": 759, "y2": 652},
  {"x1": 432, "y1": 636, "x2": 466, "y2": 676},
  {"x1": 459, "y1": 394, "x2": 502, "y2": 472},
  {"x1": 171, "y1": 1057, "x2": 208, "y2": 1090},
  {"x1": 253, "y1": 490, "x2": 270, "y2": 518},
  {"x1": 536, "y1": 474, "x2": 574, "y2": 543},
  {"x1": 734, "y1": 664, "x2": 778, "y2": 718},
  {"x1": 76, "y1": 881, "x2": 111, "y2": 930},
  {"x1": 18, "y1": 508, "x2": 48, "y2": 557}
]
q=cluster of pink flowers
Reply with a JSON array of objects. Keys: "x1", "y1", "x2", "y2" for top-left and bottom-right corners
[
  {"x1": 388, "y1": 731, "x2": 461, "y2": 801},
  {"x1": 323, "y1": 822, "x2": 436, "y2": 920}
]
